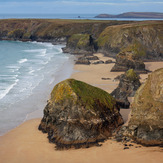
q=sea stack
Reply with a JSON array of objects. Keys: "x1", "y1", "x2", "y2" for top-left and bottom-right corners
[
  {"x1": 127, "y1": 68, "x2": 163, "y2": 146},
  {"x1": 39, "y1": 79, "x2": 123, "y2": 149},
  {"x1": 111, "y1": 44, "x2": 147, "y2": 73},
  {"x1": 111, "y1": 69, "x2": 141, "y2": 108}
]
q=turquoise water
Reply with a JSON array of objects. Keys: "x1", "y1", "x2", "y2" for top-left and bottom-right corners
[{"x1": 0, "y1": 40, "x2": 74, "y2": 135}]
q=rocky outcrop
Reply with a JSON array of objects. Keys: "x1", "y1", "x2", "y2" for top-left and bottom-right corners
[
  {"x1": 62, "y1": 34, "x2": 95, "y2": 54},
  {"x1": 105, "y1": 59, "x2": 113, "y2": 64},
  {"x1": 39, "y1": 79, "x2": 124, "y2": 150},
  {"x1": 75, "y1": 57, "x2": 91, "y2": 65},
  {"x1": 92, "y1": 60, "x2": 104, "y2": 64},
  {"x1": 97, "y1": 22, "x2": 163, "y2": 60},
  {"x1": 111, "y1": 46, "x2": 148, "y2": 73},
  {"x1": 116, "y1": 68, "x2": 163, "y2": 146},
  {"x1": 111, "y1": 69, "x2": 141, "y2": 108}
]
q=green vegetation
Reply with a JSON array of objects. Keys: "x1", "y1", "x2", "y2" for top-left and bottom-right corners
[
  {"x1": 121, "y1": 41, "x2": 146, "y2": 58},
  {"x1": 126, "y1": 69, "x2": 139, "y2": 81},
  {"x1": 8, "y1": 29, "x2": 25, "y2": 39},
  {"x1": 51, "y1": 79, "x2": 116, "y2": 111}
]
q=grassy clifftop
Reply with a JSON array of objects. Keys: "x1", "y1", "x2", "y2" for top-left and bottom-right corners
[
  {"x1": 97, "y1": 21, "x2": 163, "y2": 59},
  {"x1": 0, "y1": 19, "x2": 131, "y2": 42}
]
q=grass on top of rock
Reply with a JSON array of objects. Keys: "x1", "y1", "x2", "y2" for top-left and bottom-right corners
[
  {"x1": 51, "y1": 79, "x2": 116, "y2": 112},
  {"x1": 121, "y1": 41, "x2": 146, "y2": 58},
  {"x1": 125, "y1": 69, "x2": 139, "y2": 81},
  {"x1": 68, "y1": 34, "x2": 90, "y2": 48}
]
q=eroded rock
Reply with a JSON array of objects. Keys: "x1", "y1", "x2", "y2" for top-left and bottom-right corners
[
  {"x1": 39, "y1": 79, "x2": 124, "y2": 150},
  {"x1": 111, "y1": 69, "x2": 141, "y2": 108}
]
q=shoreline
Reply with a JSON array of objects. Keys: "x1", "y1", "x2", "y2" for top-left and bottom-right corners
[
  {"x1": 0, "y1": 42, "x2": 75, "y2": 136},
  {"x1": 0, "y1": 53, "x2": 163, "y2": 163}
]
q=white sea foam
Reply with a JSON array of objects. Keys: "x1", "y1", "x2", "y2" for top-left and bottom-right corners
[
  {"x1": 24, "y1": 48, "x2": 46, "y2": 53},
  {"x1": 29, "y1": 70, "x2": 35, "y2": 74},
  {"x1": 31, "y1": 41, "x2": 54, "y2": 48},
  {"x1": 0, "y1": 79, "x2": 19, "y2": 100},
  {"x1": 18, "y1": 58, "x2": 28, "y2": 64}
]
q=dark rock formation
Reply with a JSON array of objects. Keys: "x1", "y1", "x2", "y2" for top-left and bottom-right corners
[
  {"x1": 75, "y1": 57, "x2": 91, "y2": 65},
  {"x1": 105, "y1": 60, "x2": 113, "y2": 64},
  {"x1": 92, "y1": 60, "x2": 104, "y2": 64},
  {"x1": 111, "y1": 47, "x2": 148, "y2": 73},
  {"x1": 39, "y1": 79, "x2": 124, "y2": 150},
  {"x1": 116, "y1": 68, "x2": 163, "y2": 146},
  {"x1": 86, "y1": 56, "x2": 99, "y2": 60},
  {"x1": 111, "y1": 69, "x2": 141, "y2": 108}
]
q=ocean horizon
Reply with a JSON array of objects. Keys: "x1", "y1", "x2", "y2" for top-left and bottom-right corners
[{"x1": 0, "y1": 13, "x2": 163, "y2": 21}]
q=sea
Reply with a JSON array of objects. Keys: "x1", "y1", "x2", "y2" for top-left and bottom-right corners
[
  {"x1": 0, "y1": 40, "x2": 75, "y2": 136},
  {"x1": 0, "y1": 13, "x2": 162, "y2": 21}
]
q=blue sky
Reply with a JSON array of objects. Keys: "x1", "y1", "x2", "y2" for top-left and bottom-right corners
[{"x1": 0, "y1": 0, "x2": 162, "y2": 14}]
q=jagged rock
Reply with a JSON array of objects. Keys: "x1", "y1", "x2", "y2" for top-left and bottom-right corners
[
  {"x1": 111, "y1": 47, "x2": 148, "y2": 73},
  {"x1": 75, "y1": 57, "x2": 91, "y2": 65},
  {"x1": 111, "y1": 69, "x2": 141, "y2": 108},
  {"x1": 126, "y1": 68, "x2": 163, "y2": 146},
  {"x1": 39, "y1": 79, "x2": 124, "y2": 150},
  {"x1": 92, "y1": 60, "x2": 104, "y2": 64},
  {"x1": 105, "y1": 60, "x2": 113, "y2": 64}
]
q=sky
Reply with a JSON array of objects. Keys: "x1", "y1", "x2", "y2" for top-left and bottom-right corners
[{"x1": 0, "y1": 0, "x2": 162, "y2": 14}]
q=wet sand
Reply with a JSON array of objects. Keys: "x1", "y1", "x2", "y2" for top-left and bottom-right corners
[{"x1": 0, "y1": 53, "x2": 163, "y2": 163}]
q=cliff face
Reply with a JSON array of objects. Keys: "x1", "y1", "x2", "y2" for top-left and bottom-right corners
[
  {"x1": 39, "y1": 79, "x2": 123, "y2": 149},
  {"x1": 0, "y1": 20, "x2": 162, "y2": 60},
  {"x1": 97, "y1": 22, "x2": 163, "y2": 60},
  {"x1": 127, "y1": 68, "x2": 163, "y2": 146},
  {"x1": 0, "y1": 19, "x2": 130, "y2": 44},
  {"x1": 62, "y1": 34, "x2": 94, "y2": 54}
]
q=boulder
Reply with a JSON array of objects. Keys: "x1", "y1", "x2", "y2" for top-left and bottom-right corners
[
  {"x1": 127, "y1": 68, "x2": 163, "y2": 146},
  {"x1": 92, "y1": 60, "x2": 104, "y2": 64},
  {"x1": 86, "y1": 56, "x2": 99, "y2": 60},
  {"x1": 111, "y1": 69, "x2": 141, "y2": 108},
  {"x1": 39, "y1": 79, "x2": 124, "y2": 149},
  {"x1": 105, "y1": 60, "x2": 113, "y2": 64},
  {"x1": 75, "y1": 57, "x2": 91, "y2": 65}
]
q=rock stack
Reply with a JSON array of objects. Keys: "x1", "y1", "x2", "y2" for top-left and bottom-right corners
[
  {"x1": 111, "y1": 69, "x2": 141, "y2": 108},
  {"x1": 39, "y1": 79, "x2": 124, "y2": 149}
]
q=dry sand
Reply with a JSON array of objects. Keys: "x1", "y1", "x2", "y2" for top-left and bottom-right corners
[{"x1": 0, "y1": 53, "x2": 163, "y2": 163}]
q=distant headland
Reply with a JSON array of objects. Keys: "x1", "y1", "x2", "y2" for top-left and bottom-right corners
[{"x1": 95, "y1": 12, "x2": 163, "y2": 19}]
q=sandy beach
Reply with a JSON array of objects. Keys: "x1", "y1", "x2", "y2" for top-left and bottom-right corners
[{"x1": 0, "y1": 53, "x2": 163, "y2": 163}]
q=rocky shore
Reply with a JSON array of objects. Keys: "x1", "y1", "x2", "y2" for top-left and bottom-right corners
[{"x1": 0, "y1": 19, "x2": 163, "y2": 162}]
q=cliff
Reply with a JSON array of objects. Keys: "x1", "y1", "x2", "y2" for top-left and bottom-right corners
[
  {"x1": 0, "y1": 19, "x2": 162, "y2": 60},
  {"x1": 97, "y1": 21, "x2": 163, "y2": 60},
  {"x1": 39, "y1": 79, "x2": 123, "y2": 150},
  {"x1": 0, "y1": 19, "x2": 130, "y2": 44}
]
